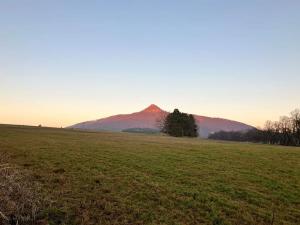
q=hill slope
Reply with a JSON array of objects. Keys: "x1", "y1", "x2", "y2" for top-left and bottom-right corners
[{"x1": 69, "y1": 104, "x2": 253, "y2": 137}]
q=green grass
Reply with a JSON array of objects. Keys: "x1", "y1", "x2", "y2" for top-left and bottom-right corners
[{"x1": 0, "y1": 124, "x2": 299, "y2": 225}]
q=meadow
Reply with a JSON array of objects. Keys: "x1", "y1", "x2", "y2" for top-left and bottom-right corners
[{"x1": 0, "y1": 124, "x2": 299, "y2": 225}]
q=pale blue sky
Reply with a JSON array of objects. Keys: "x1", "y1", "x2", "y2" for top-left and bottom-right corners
[{"x1": 1, "y1": 0, "x2": 299, "y2": 127}]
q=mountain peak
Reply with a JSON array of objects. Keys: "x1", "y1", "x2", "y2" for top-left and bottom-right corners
[
  {"x1": 142, "y1": 104, "x2": 163, "y2": 113},
  {"x1": 69, "y1": 104, "x2": 253, "y2": 138}
]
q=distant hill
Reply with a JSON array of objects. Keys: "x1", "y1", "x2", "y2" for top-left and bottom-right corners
[{"x1": 68, "y1": 104, "x2": 253, "y2": 138}]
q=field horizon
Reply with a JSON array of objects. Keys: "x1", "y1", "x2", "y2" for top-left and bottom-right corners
[{"x1": 0, "y1": 124, "x2": 299, "y2": 225}]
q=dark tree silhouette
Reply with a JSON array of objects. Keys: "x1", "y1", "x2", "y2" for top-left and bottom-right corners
[
  {"x1": 209, "y1": 108, "x2": 300, "y2": 147},
  {"x1": 161, "y1": 109, "x2": 198, "y2": 137}
]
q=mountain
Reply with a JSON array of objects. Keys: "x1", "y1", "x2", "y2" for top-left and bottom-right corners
[
  {"x1": 68, "y1": 104, "x2": 253, "y2": 138},
  {"x1": 69, "y1": 104, "x2": 167, "y2": 131}
]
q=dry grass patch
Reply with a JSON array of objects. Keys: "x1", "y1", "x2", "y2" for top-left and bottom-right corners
[{"x1": 0, "y1": 156, "x2": 42, "y2": 225}]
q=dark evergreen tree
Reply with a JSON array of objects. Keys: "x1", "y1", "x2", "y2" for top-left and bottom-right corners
[{"x1": 162, "y1": 109, "x2": 198, "y2": 137}]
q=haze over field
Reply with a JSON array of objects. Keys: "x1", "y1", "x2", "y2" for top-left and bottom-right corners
[{"x1": 1, "y1": 1, "x2": 300, "y2": 127}]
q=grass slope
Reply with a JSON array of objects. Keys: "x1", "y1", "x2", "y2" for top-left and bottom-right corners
[{"x1": 0, "y1": 124, "x2": 299, "y2": 225}]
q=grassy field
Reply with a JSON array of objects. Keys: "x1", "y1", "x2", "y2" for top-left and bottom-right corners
[{"x1": 0, "y1": 124, "x2": 299, "y2": 225}]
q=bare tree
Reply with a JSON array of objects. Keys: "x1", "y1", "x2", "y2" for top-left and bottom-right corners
[
  {"x1": 210, "y1": 108, "x2": 300, "y2": 146},
  {"x1": 291, "y1": 109, "x2": 300, "y2": 145},
  {"x1": 264, "y1": 120, "x2": 274, "y2": 144},
  {"x1": 155, "y1": 112, "x2": 168, "y2": 132},
  {"x1": 278, "y1": 116, "x2": 296, "y2": 145}
]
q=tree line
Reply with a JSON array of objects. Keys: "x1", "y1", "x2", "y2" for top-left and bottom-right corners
[
  {"x1": 159, "y1": 109, "x2": 198, "y2": 137},
  {"x1": 209, "y1": 109, "x2": 300, "y2": 147}
]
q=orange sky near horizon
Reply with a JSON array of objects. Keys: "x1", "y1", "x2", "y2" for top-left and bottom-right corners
[{"x1": 1, "y1": 99, "x2": 298, "y2": 129}]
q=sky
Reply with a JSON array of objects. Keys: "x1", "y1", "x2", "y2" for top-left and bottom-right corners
[{"x1": 1, "y1": 0, "x2": 300, "y2": 128}]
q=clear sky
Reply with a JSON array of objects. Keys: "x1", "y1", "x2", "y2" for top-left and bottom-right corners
[{"x1": 1, "y1": 0, "x2": 299, "y2": 128}]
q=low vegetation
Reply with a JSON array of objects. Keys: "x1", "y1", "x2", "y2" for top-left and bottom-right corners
[
  {"x1": 122, "y1": 128, "x2": 160, "y2": 134},
  {"x1": 0, "y1": 124, "x2": 299, "y2": 225},
  {"x1": 209, "y1": 109, "x2": 300, "y2": 147}
]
